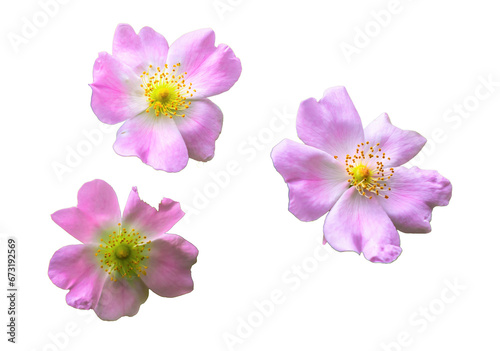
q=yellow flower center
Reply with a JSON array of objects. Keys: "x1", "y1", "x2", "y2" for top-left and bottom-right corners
[
  {"x1": 140, "y1": 63, "x2": 196, "y2": 118},
  {"x1": 352, "y1": 164, "x2": 372, "y2": 183},
  {"x1": 335, "y1": 141, "x2": 395, "y2": 199},
  {"x1": 95, "y1": 223, "x2": 151, "y2": 281}
]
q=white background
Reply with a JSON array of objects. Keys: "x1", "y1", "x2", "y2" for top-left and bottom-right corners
[{"x1": 1, "y1": 0, "x2": 499, "y2": 350}]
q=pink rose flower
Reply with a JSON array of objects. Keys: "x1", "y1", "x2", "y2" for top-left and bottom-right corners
[
  {"x1": 271, "y1": 87, "x2": 452, "y2": 263},
  {"x1": 90, "y1": 24, "x2": 242, "y2": 172},
  {"x1": 48, "y1": 180, "x2": 198, "y2": 320}
]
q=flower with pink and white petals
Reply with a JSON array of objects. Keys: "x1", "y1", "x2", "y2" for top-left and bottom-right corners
[
  {"x1": 271, "y1": 87, "x2": 452, "y2": 263},
  {"x1": 48, "y1": 179, "x2": 198, "y2": 320},
  {"x1": 90, "y1": 24, "x2": 242, "y2": 172}
]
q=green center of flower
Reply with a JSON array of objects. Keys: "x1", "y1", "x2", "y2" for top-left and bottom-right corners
[
  {"x1": 156, "y1": 88, "x2": 170, "y2": 104},
  {"x1": 334, "y1": 141, "x2": 395, "y2": 199},
  {"x1": 114, "y1": 244, "x2": 131, "y2": 259},
  {"x1": 95, "y1": 223, "x2": 151, "y2": 282},
  {"x1": 140, "y1": 63, "x2": 195, "y2": 118}
]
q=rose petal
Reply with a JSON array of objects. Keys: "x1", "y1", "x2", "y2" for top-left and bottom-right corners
[
  {"x1": 141, "y1": 235, "x2": 198, "y2": 298},
  {"x1": 377, "y1": 166, "x2": 452, "y2": 233},
  {"x1": 297, "y1": 86, "x2": 364, "y2": 157},
  {"x1": 113, "y1": 111, "x2": 189, "y2": 172},
  {"x1": 112, "y1": 24, "x2": 169, "y2": 74},
  {"x1": 271, "y1": 139, "x2": 350, "y2": 221},
  {"x1": 324, "y1": 187, "x2": 402, "y2": 263},
  {"x1": 363, "y1": 113, "x2": 427, "y2": 167},
  {"x1": 122, "y1": 186, "x2": 185, "y2": 239},
  {"x1": 166, "y1": 28, "x2": 241, "y2": 98},
  {"x1": 94, "y1": 277, "x2": 149, "y2": 321},
  {"x1": 51, "y1": 180, "x2": 121, "y2": 243},
  {"x1": 76, "y1": 179, "x2": 121, "y2": 224},
  {"x1": 173, "y1": 99, "x2": 223, "y2": 162},
  {"x1": 90, "y1": 52, "x2": 147, "y2": 124},
  {"x1": 48, "y1": 245, "x2": 106, "y2": 310}
]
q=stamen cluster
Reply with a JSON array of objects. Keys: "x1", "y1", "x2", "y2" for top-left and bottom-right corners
[
  {"x1": 334, "y1": 141, "x2": 395, "y2": 199},
  {"x1": 140, "y1": 63, "x2": 196, "y2": 118},
  {"x1": 95, "y1": 223, "x2": 151, "y2": 281}
]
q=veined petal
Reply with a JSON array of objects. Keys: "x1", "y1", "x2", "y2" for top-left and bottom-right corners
[
  {"x1": 363, "y1": 113, "x2": 427, "y2": 167},
  {"x1": 51, "y1": 180, "x2": 121, "y2": 244},
  {"x1": 48, "y1": 245, "x2": 106, "y2": 310},
  {"x1": 166, "y1": 28, "x2": 241, "y2": 98},
  {"x1": 140, "y1": 235, "x2": 198, "y2": 298},
  {"x1": 377, "y1": 167, "x2": 452, "y2": 233},
  {"x1": 94, "y1": 277, "x2": 149, "y2": 321},
  {"x1": 122, "y1": 186, "x2": 185, "y2": 240},
  {"x1": 112, "y1": 24, "x2": 169, "y2": 74},
  {"x1": 271, "y1": 139, "x2": 350, "y2": 221},
  {"x1": 90, "y1": 52, "x2": 147, "y2": 124},
  {"x1": 324, "y1": 187, "x2": 402, "y2": 263},
  {"x1": 297, "y1": 86, "x2": 364, "y2": 157},
  {"x1": 174, "y1": 99, "x2": 223, "y2": 162},
  {"x1": 113, "y1": 111, "x2": 189, "y2": 172}
]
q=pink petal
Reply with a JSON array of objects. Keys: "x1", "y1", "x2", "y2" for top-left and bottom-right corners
[
  {"x1": 112, "y1": 24, "x2": 169, "y2": 74},
  {"x1": 324, "y1": 187, "x2": 402, "y2": 263},
  {"x1": 90, "y1": 52, "x2": 147, "y2": 124},
  {"x1": 113, "y1": 111, "x2": 189, "y2": 172},
  {"x1": 297, "y1": 86, "x2": 364, "y2": 157},
  {"x1": 363, "y1": 113, "x2": 427, "y2": 167},
  {"x1": 94, "y1": 277, "x2": 149, "y2": 321},
  {"x1": 48, "y1": 245, "x2": 106, "y2": 310},
  {"x1": 377, "y1": 166, "x2": 452, "y2": 233},
  {"x1": 173, "y1": 99, "x2": 223, "y2": 162},
  {"x1": 271, "y1": 139, "x2": 350, "y2": 221},
  {"x1": 166, "y1": 28, "x2": 241, "y2": 98},
  {"x1": 122, "y1": 186, "x2": 185, "y2": 240},
  {"x1": 141, "y1": 235, "x2": 198, "y2": 298},
  {"x1": 51, "y1": 180, "x2": 121, "y2": 243}
]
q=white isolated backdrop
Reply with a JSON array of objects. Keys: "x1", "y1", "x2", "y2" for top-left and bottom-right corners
[{"x1": 1, "y1": 0, "x2": 499, "y2": 350}]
